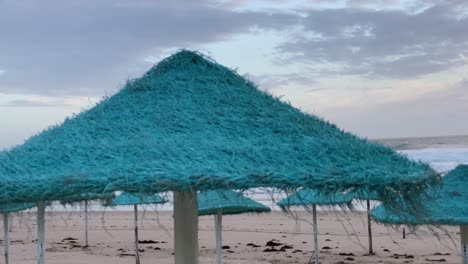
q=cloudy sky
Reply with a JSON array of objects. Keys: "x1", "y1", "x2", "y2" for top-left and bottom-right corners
[{"x1": 1, "y1": 0, "x2": 467, "y2": 149}]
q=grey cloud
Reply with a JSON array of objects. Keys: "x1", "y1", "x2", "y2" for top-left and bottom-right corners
[
  {"x1": 345, "y1": 0, "x2": 441, "y2": 12},
  {"x1": 346, "y1": 0, "x2": 402, "y2": 8},
  {"x1": 0, "y1": 0, "x2": 299, "y2": 96},
  {"x1": 3, "y1": 0, "x2": 466, "y2": 98},
  {"x1": 247, "y1": 73, "x2": 316, "y2": 91},
  {"x1": 319, "y1": 78, "x2": 468, "y2": 138},
  {"x1": 0, "y1": 99, "x2": 72, "y2": 107},
  {"x1": 278, "y1": 1, "x2": 468, "y2": 78}
]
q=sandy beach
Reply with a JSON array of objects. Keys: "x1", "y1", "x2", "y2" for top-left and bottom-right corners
[{"x1": 1, "y1": 210, "x2": 461, "y2": 263}]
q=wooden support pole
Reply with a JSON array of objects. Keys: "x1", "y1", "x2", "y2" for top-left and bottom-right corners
[
  {"x1": 366, "y1": 200, "x2": 373, "y2": 254},
  {"x1": 461, "y1": 225, "x2": 468, "y2": 264},
  {"x1": 37, "y1": 201, "x2": 46, "y2": 264},
  {"x1": 4, "y1": 213, "x2": 9, "y2": 264},
  {"x1": 134, "y1": 204, "x2": 140, "y2": 264},
  {"x1": 313, "y1": 204, "x2": 319, "y2": 264},
  {"x1": 215, "y1": 209, "x2": 223, "y2": 264},
  {"x1": 84, "y1": 200, "x2": 89, "y2": 247},
  {"x1": 402, "y1": 227, "x2": 406, "y2": 239},
  {"x1": 174, "y1": 191, "x2": 199, "y2": 264}
]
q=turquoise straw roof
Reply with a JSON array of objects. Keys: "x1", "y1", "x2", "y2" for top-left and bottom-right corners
[
  {"x1": 198, "y1": 190, "x2": 271, "y2": 216},
  {"x1": 109, "y1": 193, "x2": 167, "y2": 206},
  {"x1": 371, "y1": 165, "x2": 468, "y2": 226},
  {"x1": 352, "y1": 190, "x2": 380, "y2": 201},
  {"x1": 0, "y1": 203, "x2": 35, "y2": 213},
  {"x1": 277, "y1": 189, "x2": 354, "y2": 207},
  {"x1": 0, "y1": 50, "x2": 438, "y2": 204}
]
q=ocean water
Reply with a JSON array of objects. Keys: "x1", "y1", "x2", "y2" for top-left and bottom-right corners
[{"x1": 400, "y1": 148, "x2": 468, "y2": 173}]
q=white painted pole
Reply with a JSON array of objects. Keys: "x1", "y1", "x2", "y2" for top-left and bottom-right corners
[
  {"x1": 461, "y1": 225, "x2": 468, "y2": 264},
  {"x1": 174, "y1": 191, "x2": 199, "y2": 264},
  {"x1": 313, "y1": 204, "x2": 319, "y2": 264},
  {"x1": 4, "y1": 213, "x2": 9, "y2": 264},
  {"x1": 134, "y1": 204, "x2": 140, "y2": 264},
  {"x1": 367, "y1": 200, "x2": 373, "y2": 255},
  {"x1": 37, "y1": 201, "x2": 46, "y2": 264},
  {"x1": 84, "y1": 200, "x2": 89, "y2": 247},
  {"x1": 215, "y1": 209, "x2": 223, "y2": 264}
]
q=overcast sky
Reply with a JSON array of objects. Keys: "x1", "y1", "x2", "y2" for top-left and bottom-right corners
[{"x1": 1, "y1": 0, "x2": 467, "y2": 149}]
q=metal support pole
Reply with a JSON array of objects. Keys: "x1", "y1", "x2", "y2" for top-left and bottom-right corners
[
  {"x1": 134, "y1": 204, "x2": 140, "y2": 264},
  {"x1": 366, "y1": 200, "x2": 373, "y2": 254},
  {"x1": 37, "y1": 201, "x2": 46, "y2": 264},
  {"x1": 4, "y1": 213, "x2": 9, "y2": 264},
  {"x1": 461, "y1": 225, "x2": 468, "y2": 264},
  {"x1": 215, "y1": 209, "x2": 223, "y2": 264},
  {"x1": 84, "y1": 200, "x2": 89, "y2": 247},
  {"x1": 313, "y1": 204, "x2": 319, "y2": 264},
  {"x1": 174, "y1": 191, "x2": 199, "y2": 264},
  {"x1": 8, "y1": 215, "x2": 13, "y2": 232}
]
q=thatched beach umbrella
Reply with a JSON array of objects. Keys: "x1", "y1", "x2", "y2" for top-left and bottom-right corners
[
  {"x1": 352, "y1": 190, "x2": 379, "y2": 255},
  {"x1": 29, "y1": 193, "x2": 114, "y2": 264},
  {"x1": 1, "y1": 203, "x2": 35, "y2": 264},
  {"x1": 0, "y1": 50, "x2": 438, "y2": 264},
  {"x1": 107, "y1": 192, "x2": 167, "y2": 264},
  {"x1": 277, "y1": 189, "x2": 354, "y2": 264},
  {"x1": 371, "y1": 164, "x2": 468, "y2": 264},
  {"x1": 198, "y1": 190, "x2": 271, "y2": 264},
  {"x1": 59, "y1": 192, "x2": 115, "y2": 247}
]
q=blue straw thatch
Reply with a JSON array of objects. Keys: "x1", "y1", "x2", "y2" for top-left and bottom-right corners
[
  {"x1": 198, "y1": 190, "x2": 271, "y2": 216},
  {"x1": 0, "y1": 50, "x2": 438, "y2": 205},
  {"x1": 352, "y1": 190, "x2": 380, "y2": 201},
  {"x1": 277, "y1": 189, "x2": 354, "y2": 207},
  {"x1": 277, "y1": 188, "x2": 354, "y2": 263},
  {"x1": 109, "y1": 193, "x2": 167, "y2": 206},
  {"x1": 371, "y1": 164, "x2": 468, "y2": 226}
]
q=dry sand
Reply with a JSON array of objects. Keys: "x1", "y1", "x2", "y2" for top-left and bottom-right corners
[{"x1": 1, "y1": 210, "x2": 461, "y2": 263}]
